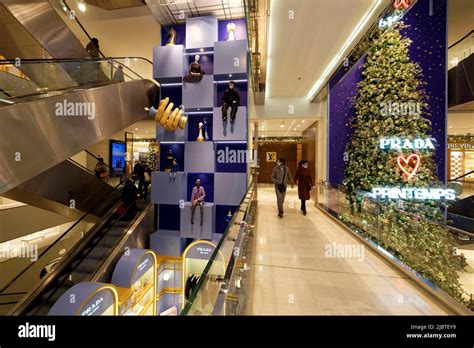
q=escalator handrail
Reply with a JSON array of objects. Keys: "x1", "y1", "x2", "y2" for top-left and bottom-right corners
[
  {"x1": 449, "y1": 170, "x2": 474, "y2": 182},
  {"x1": 0, "y1": 56, "x2": 153, "y2": 66},
  {"x1": 0, "y1": 177, "x2": 128, "y2": 294},
  {"x1": 12, "y1": 197, "x2": 139, "y2": 315},
  {"x1": 62, "y1": 0, "x2": 107, "y2": 59},
  {"x1": 83, "y1": 149, "x2": 110, "y2": 167},
  {"x1": 0, "y1": 57, "x2": 153, "y2": 87}
]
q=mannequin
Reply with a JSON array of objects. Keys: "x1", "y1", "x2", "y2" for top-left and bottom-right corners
[
  {"x1": 183, "y1": 54, "x2": 203, "y2": 83},
  {"x1": 202, "y1": 117, "x2": 209, "y2": 140},
  {"x1": 221, "y1": 80, "x2": 240, "y2": 123},
  {"x1": 165, "y1": 28, "x2": 177, "y2": 46},
  {"x1": 190, "y1": 179, "x2": 205, "y2": 225},
  {"x1": 166, "y1": 149, "x2": 174, "y2": 172},
  {"x1": 226, "y1": 22, "x2": 236, "y2": 41}
]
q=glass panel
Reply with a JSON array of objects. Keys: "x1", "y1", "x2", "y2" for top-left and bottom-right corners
[
  {"x1": 181, "y1": 182, "x2": 256, "y2": 315},
  {"x1": 448, "y1": 32, "x2": 474, "y2": 68}
]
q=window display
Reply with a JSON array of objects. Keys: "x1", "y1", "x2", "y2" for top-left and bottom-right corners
[
  {"x1": 183, "y1": 54, "x2": 204, "y2": 83},
  {"x1": 221, "y1": 81, "x2": 240, "y2": 123},
  {"x1": 226, "y1": 22, "x2": 236, "y2": 41},
  {"x1": 165, "y1": 27, "x2": 177, "y2": 46},
  {"x1": 111, "y1": 249, "x2": 157, "y2": 316},
  {"x1": 448, "y1": 135, "x2": 474, "y2": 180},
  {"x1": 191, "y1": 179, "x2": 206, "y2": 225}
]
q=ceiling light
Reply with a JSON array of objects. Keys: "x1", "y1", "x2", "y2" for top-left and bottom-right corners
[
  {"x1": 297, "y1": 125, "x2": 301, "y2": 127},
  {"x1": 200, "y1": 48, "x2": 204, "y2": 52},
  {"x1": 307, "y1": 0, "x2": 383, "y2": 101},
  {"x1": 265, "y1": 0, "x2": 276, "y2": 98},
  {"x1": 163, "y1": 272, "x2": 171, "y2": 281},
  {"x1": 145, "y1": 130, "x2": 148, "y2": 133},
  {"x1": 302, "y1": 120, "x2": 306, "y2": 123},
  {"x1": 293, "y1": 128, "x2": 297, "y2": 131},
  {"x1": 77, "y1": 0, "x2": 86, "y2": 12},
  {"x1": 279, "y1": 123, "x2": 285, "y2": 128},
  {"x1": 135, "y1": 127, "x2": 138, "y2": 131}
]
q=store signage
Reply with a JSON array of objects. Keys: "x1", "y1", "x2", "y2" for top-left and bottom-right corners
[
  {"x1": 197, "y1": 246, "x2": 212, "y2": 256},
  {"x1": 378, "y1": 12, "x2": 404, "y2": 28},
  {"x1": 81, "y1": 296, "x2": 105, "y2": 316},
  {"x1": 397, "y1": 154, "x2": 420, "y2": 180},
  {"x1": 394, "y1": 0, "x2": 412, "y2": 10},
  {"x1": 372, "y1": 187, "x2": 456, "y2": 200},
  {"x1": 379, "y1": 138, "x2": 436, "y2": 150},
  {"x1": 216, "y1": 143, "x2": 248, "y2": 173},
  {"x1": 266, "y1": 152, "x2": 277, "y2": 162},
  {"x1": 448, "y1": 143, "x2": 474, "y2": 149}
]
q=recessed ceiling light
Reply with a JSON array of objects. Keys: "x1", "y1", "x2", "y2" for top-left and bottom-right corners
[
  {"x1": 135, "y1": 128, "x2": 138, "y2": 131},
  {"x1": 279, "y1": 123, "x2": 284, "y2": 128},
  {"x1": 77, "y1": 0, "x2": 86, "y2": 12},
  {"x1": 302, "y1": 120, "x2": 306, "y2": 123},
  {"x1": 200, "y1": 48, "x2": 204, "y2": 52},
  {"x1": 297, "y1": 125, "x2": 301, "y2": 127},
  {"x1": 293, "y1": 128, "x2": 297, "y2": 131}
]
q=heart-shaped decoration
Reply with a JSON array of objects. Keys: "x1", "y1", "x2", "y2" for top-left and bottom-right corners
[{"x1": 397, "y1": 154, "x2": 421, "y2": 181}]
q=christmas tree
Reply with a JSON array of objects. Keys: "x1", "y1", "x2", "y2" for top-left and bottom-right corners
[{"x1": 343, "y1": 23, "x2": 466, "y2": 302}]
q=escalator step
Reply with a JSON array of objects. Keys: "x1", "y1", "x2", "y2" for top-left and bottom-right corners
[{"x1": 74, "y1": 258, "x2": 101, "y2": 274}]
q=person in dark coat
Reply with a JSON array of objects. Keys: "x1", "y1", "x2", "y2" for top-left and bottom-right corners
[{"x1": 294, "y1": 160, "x2": 313, "y2": 215}]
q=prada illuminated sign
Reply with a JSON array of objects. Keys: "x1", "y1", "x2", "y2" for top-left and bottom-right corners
[{"x1": 379, "y1": 137, "x2": 436, "y2": 150}]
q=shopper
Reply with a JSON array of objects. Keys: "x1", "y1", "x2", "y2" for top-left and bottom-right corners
[
  {"x1": 86, "y1": 38, "x2": 100, "y2": 58},
  {"x1": 133, "y1": 161, "x2": 146, "y2": 199},
  {"x1": 190, "y1": 179, "x2": 205, "y2": 225},
  {"x1": 121, "y1": 179, "x2": 138, "y2": 219},
  {"x1": 94, "y1": 157, "x2": 108, "y2": 180},
  {"x1": 294, "y1": 160, "x2": 313, "y2": 215},
  {"x1": 113, "y1": 65, "x2": 125, "y2": 82},
  {"x1": 271, "y1": 158, "x2": 294, "y2": 218},
  {"x1": 143, "y1": 165, "x2": 152, "y2": 201}
]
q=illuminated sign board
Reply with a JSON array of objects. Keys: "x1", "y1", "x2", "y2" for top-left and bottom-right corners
[
  {"x1": 379, "y1": 138, "x2": 436, "y2": 151},
  {"x1": 372, "y1": 187, "x2": 456, "y2": 200}
]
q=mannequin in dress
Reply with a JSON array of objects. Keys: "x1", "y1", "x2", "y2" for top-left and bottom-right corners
[{"x1": 183, "y1": 54, "x2": 203, "y2": 83}]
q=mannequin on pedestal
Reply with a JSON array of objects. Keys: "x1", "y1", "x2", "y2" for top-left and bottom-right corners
[
  {"x1": 226, "y1": 22, "x2": 236, "y2": 41},
  {"x1": 165, "y1": 28, "x2": 177, "y2": 46},
  {"x1": 221, "y1": 81, "x2": 240, "y2": 123},
  {"x1": 183, "y1": 54, "x2": 203, "y2": 83},
  {"x1": 190, "y1": 179, "x2": 205, "y2": 226}
]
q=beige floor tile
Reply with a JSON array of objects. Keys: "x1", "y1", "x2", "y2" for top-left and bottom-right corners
[{"x1": 246, "y1": 185, "x2": 449, "y2": 315}]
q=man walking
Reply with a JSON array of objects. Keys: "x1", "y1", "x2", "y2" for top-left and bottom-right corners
[{"x1": 271, "y1": 158, "x2": 294, "y2": 218}]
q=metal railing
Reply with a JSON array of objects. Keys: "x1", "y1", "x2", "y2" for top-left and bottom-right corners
[{"x1": 181, "y1": 172, "x2": 258, "y2": 316}]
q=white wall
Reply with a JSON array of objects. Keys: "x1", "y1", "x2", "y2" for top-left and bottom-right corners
[{"x1": 64, "y1": 2, "x2": 161, "y2": 79}]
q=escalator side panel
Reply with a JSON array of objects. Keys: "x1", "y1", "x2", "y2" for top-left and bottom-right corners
[
  {"x1": 3, "y1": 159, "x2": 115, "y2": 218},
  {"x1": 2, "y1": 0, "x2": 88, "y2": 59},
  {"x1": 0, "y1": 79, "x2": 155, "y2": 194}
]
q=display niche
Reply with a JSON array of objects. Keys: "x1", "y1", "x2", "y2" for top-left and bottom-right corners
[
  {"x1": 111, "y1": 248, "x2": 157, "y2": 316},
  {"x1": 181, "y1": 240, "x2": 226, "y2": 313}
]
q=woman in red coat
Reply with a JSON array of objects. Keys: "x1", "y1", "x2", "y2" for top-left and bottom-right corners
[{"x1": 294, "y1": 160, "x2": 313, "y2": 215}]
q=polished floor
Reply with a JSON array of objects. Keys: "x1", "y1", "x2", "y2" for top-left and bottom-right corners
[{"x1": 246, "y1": 185, "x2": 448, "y2": 315}]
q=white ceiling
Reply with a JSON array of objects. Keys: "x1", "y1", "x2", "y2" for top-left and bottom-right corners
[
  {"x1": 266, "y1": 0, "x2": 384, "y2": 98},
  {"x1": 448, "y1": 0, "x2": 474, "y2": 46},
  {"x1": 256, "y1": 118, "x2": 316, "y2": 137},
  {"x1": 145, "y1": 0, "x2": 245, "y2": 25}
]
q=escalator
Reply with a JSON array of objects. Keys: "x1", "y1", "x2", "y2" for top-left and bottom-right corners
[
  {"x1": 0, "y1": 177, "x2": 148, "y2": 315},
  {"x1": 0, "y1": 56, "x2": 159, "y2": 314}
]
